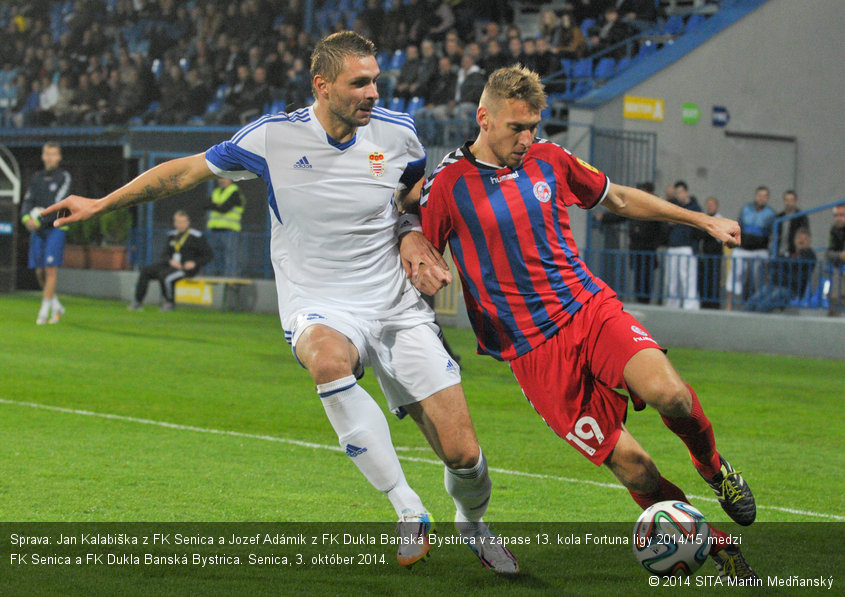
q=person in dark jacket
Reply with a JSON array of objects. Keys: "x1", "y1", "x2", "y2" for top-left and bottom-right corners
[
  {"x1": 663, "y1": 181, "x2": 701, "y2": 309},
  {"x1": 744, "y1": 228, "x2": 816, "y2": 312},
  {"x1": 628, "y1": 182, "x2": 662, "y2": 303},
  {"x1": 128, "y1": 210, "x2": 212, "y2": 311}
]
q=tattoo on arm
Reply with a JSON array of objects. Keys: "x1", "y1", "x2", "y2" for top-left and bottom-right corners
[{"x1": 113, "y1": 172, "x2": 188, "y2": 211}]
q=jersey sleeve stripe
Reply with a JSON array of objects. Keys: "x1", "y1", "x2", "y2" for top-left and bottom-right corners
[
  {"x1": 370, "y1": 113, "x2": 417, "y2": 133},
  {"x1": 232, "y1": 114, "x2": 288, "y2": 144}
]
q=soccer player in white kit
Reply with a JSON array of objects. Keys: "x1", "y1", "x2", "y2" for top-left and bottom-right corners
[{"x1": 43, "y1": 32, "x2": 518, "y2": 574}]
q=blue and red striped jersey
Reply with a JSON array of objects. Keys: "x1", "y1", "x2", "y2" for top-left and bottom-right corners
[{"x1": 421, "y1": 140, "x2": 610, "y2": 361}]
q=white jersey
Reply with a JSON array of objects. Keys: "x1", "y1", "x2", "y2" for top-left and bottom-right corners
[{"x1": 205, "y1": 105, "x2": 427, "y2": 319}]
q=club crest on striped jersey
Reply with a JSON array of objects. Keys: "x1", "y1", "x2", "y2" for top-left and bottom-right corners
[
  {"x1": 368, "y1": 151, "x2": 386, "y2": 177},
  {"x1": 533, "y1": 181, "x2": 552, "y2": 203}
]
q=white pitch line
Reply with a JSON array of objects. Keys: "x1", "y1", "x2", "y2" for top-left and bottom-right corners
[{"x1": 3, "y1": 398, "x2": 844, "y2": 522}]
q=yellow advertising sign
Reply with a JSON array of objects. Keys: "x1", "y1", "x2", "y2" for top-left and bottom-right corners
[
  {"x1": 175, "y1": 279, "x2": 213, "y2": 305},
  {"x1": 623, "y1": 96, "x2": 665, "y2": 121}
]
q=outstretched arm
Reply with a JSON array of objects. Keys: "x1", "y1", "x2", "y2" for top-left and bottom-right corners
[
  {"x1": 602, "y1": 183, "x2": 741, "y2": 248},
  {"x1": 41, "y1": 153, "x2": 217, "y2": 227}
]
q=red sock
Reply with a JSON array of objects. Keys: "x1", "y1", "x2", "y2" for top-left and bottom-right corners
[
  {"x1": 660, "y1": 384, "x2": 721, "y2": 479},
  {"x1": 628, "y1": 476, "x2": 688, "y2": 509}
]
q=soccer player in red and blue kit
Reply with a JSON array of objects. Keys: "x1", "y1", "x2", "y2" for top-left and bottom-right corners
[{"x1": 403, "y1": 66, "x2": 758, "y2": 581}]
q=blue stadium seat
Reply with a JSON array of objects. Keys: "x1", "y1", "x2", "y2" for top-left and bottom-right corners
[
  {"x1": 388, "y1": 97, "x2": 405, "y2": 112},
  {"x1": 572, "y1": 59, "x2": 593, "y2": 79},
  {"x1": 685, "y1": 14, "x2": 705, "y2": 32},
  {"x1": 637, "y1": 40, "x2": 658, "y2": 59},
  {"x1": 388, "y1": 49, "x2": 406, "y2": 71},
  {"x1": 406, "y1": 96, "x2": 424, "y2": 116},
  {"x1": 376, "y1": 50, "x2": 391, "y2": 70},
  {"x1": 559, "y1": 58, "x2": 573, "y2": 77},
  {"x1": 271, "y1": 99, "x2": 286, "y2": 114},
  {"x1": 662, "y1": 15, "x2": 685, "y2": 35},
  {"x1": 594, "y1": 57, "x2": 616, "y2": 79},
  {"x1": 616, "y1": 56, "x2": 631, "y2": 73}
]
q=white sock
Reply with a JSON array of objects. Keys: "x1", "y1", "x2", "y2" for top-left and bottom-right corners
[
  {"x1": 38, "y1": 299, "x2": 50, "y2": 319},
  {"x1": 445, "y1": 446, "x2": 491, "y2": 528},
  {"x1": 317, "y1": 375, "x2": 426, "y2": 517},
  {"x1": 51, "y1": 296, "x2": 63, "y2": 312}
]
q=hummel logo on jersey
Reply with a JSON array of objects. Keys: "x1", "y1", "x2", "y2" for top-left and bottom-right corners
[
  {"x1": 490, "y1": 171, "x2": 519, "y2": 185},
  {"x1": 293, "y1": 156, "x2": 312, "y2": 169},
  {"x1": 345, "y1": 444, "x2": 368, "y2": 457}
]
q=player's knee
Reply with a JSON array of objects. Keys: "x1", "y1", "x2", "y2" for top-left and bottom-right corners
[
  {"x1": 442, "y1": 443, "x2": 481, "y2": 470},
  {"x1": 306, "y1": 351, "x2": 355, "y2": 385},
  {"x1": 650, "y1": 380, "x2": 691, "y2": 418},
  {"x1": 623, "y1": 454, "x2": 660, "y2": 494}
]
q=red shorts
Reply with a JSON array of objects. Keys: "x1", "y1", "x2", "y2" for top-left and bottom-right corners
[{"x1": 509, "y1": 290, "x2": 662, "y2": 465}]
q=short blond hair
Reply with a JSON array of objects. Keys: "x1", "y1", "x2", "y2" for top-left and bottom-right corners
[
  {"x1": 481, "y1": 65, "x2": 547, "y2": 113},
  {"x1": 310, "y1": 31, "x2": 376, "y2": 88}
]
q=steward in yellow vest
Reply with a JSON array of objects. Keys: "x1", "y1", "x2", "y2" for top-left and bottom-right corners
[{"x1": 207, "y1": 178, "x2": 245, "y2": 232}]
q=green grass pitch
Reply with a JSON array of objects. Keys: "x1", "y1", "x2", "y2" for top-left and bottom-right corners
[{"x1": 1, "y1": 293, "x2": 842, "y2": 596}]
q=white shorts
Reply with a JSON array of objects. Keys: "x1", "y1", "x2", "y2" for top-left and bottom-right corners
[
  {"x1": 282, "y1": 297, "x2": 462, "y2": 415},
  {"x1": 726, "y1": 247, "x2": 767, "y2": 295}
]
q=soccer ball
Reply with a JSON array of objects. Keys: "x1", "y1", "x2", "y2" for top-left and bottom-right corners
[{"x1": 633, "y1": 500, "x2": 711, "y2": 576}]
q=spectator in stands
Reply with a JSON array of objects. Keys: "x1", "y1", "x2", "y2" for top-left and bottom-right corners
[
  {"x1": 382, "y1": 0, "x2": 411, "y2": 52},
  {"x1": 406, "y1": 0, "x2": 435, "y2": 45},
  {"x1": 698, "y1": 196, "x2": 724, "y2": 309},
  {"x1": 418, "y1": 56, "x2": 458, "y2": 120},
  {"x1": 628, "y1": 181, "x2": 663, "y2": 304},
  {"x1": 551, "y1": 10, "x2": 587, "y2": 59},
  {"x1": 52, "y1": 74, "x2": 76, "y2": 125},
  {"x1": 102, "y1": 67, "x2": 145, "y2": 125},
  {"x1": 571, "y1": 0, "x2": 605, "y2": 23},
  {"x1": 207, "y1": 63, "x2": 251, "y2": 125},
  {"x1": 11, "y1": 77, "x2": 41, "y2": 128},
  {"x1": 664, "y1": 181, "x2": 701, "y2": 310},
  {"x1": 443, "y1": 30, "x2": 464, "y2": 67},
  {"x1": 185, "y1": 68, "x2": 212, "y2": 117},
  {"x1": 237, "y1": 66, "x2": 271, "y2": 124},
  {"x1": 519, "y1": 38, "x2": 541, "y2": 75},
  {"x1": 588, "y1": 5, "x2": 633, "y2": 59},
  {"x1": 478, "y1": 22, "x2": 503, "y2": 47},
  {"x1": 153, "y1": 64, "x2": 191, "y2": 125},
  {"x1": 428, "y1": 1, "x2": 457, "y2": 42},
  {"x1": 617, "y1": 0, "x2": 660, "y2": 33},
  {"x1": 284, "y1": 56, "x2": 312, "y2": 110},
  {"x1": 85, "y1": 69, "x2": 110, "y2": 123},
  {"x1": 360, "y1": 0, "x2": 386, "y2": 45},
  {"x1": 725, "y1": 186, "x2": 777, "y2": 310},
  {"x1": 481, "y1": 39, "x2": 510, "y2": 74},
  {"x1": 36, "y1": 74, "x2": 59, "y2": 125},
  {"x1": 453, "y1": 53, "x2": 486, "y2": 119},
  {"x1": 394, "y1": 44, "x2": 425, "y2": 102},
  {"x1": 827, "y1": 204, "x2": 845, "y2": 317},
  {"x1": 533, "y1": 37, "x2": 558, "y2": 78},
  {"x1": 775, "y1": 190, "x2": 809, "y2": 256},
  {"x1": 506, "y1": 37, "x2": 523, "y2": 67},
  {"x1": 743, "y1": 228, "x2": 815, "y2": 313}
]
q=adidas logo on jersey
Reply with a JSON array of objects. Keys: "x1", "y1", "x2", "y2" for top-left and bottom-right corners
[
  {"x1": 293, "y1": 156, "x2": 312, "y2": 169},
  {"x1": 345, "y1": 444, "x2": 368, "y2": 457},
  {"x1": 445, "y1": 360, "x2": 457, "y2": 373}
]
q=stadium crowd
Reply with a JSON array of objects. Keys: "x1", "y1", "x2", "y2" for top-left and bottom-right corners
[{"x1": 0, "y1": 0, "x2": 666, "y2": 128}]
